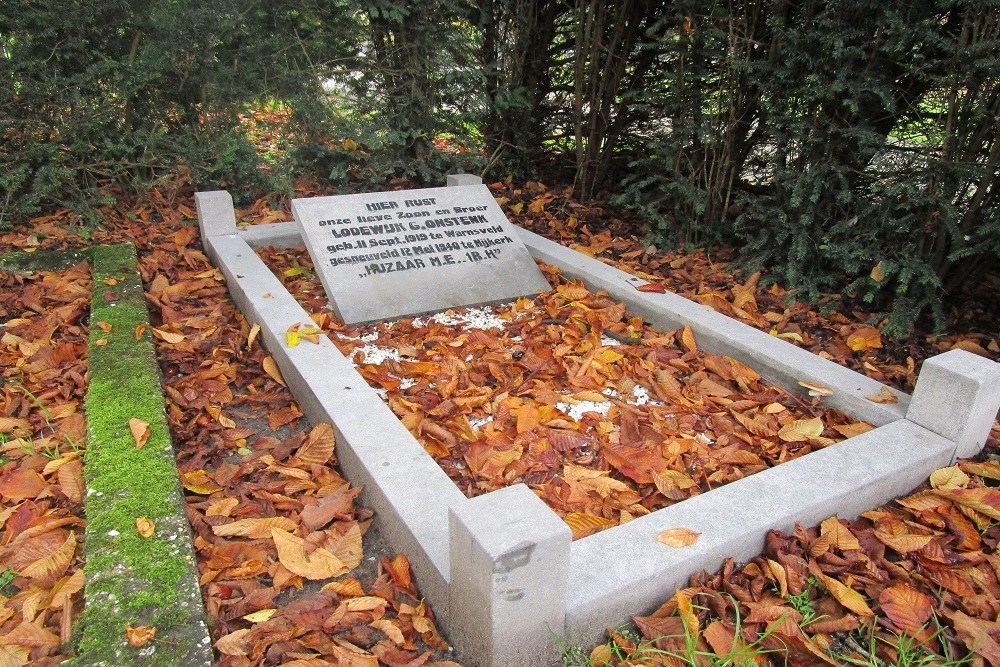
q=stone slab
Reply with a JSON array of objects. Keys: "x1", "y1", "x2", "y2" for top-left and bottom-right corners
[
  {"x1": 565, "y1": 418, "x2": 956, "y2": 648},
  {"x1": 517, "y1": 228, "x2": 909, "y2": 426},
  {"x1": 198, "y1": 189, "x2": 976, "y2": 666},
  {"x1": 449, "y1": 484, "x2": 571, "y2": 666},
  {"x1": 292, "y1": 185, "x2": 550, "y2": 324},
  {"x1": 907, "y1": 349, "x2": 1000, "y2": 459},
  {"x1": 199, "y1": 230, "x2": 465, "y2": 611}
]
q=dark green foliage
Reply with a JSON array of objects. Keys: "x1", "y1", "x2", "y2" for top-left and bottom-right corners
[
  {"x1": 612, "y1": 0, "x2": 999, "y2": 334},
  {"x1": 2, "y1": 0, "x2": 996, "y2": 334},
  {"x1": 0, "y1": 1, "x2": 355, "y2": 225}
]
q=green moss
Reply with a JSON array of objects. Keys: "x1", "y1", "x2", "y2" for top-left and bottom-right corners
[
  {"x1": 0, "y1": 248, "x2": 86, "y2": 273},
  {"x1": 75, "y1": 244, "x2": 212, "y2": 666}
]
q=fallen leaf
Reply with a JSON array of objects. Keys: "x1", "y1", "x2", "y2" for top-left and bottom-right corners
[
  {"x1": 151, "y1": 327, "x2": 185, "y2": 344},
  {"x1": 879, "y1": 585, "x2": 932, "y2": 634},
  {"x1": 213, "y1": 517, "x2": 297, "y2": 539},
  {"x1": 866, "y1": 387, "x2": 899, "y2": 404},
  {"x1": 271, "y1": 527, "x2": 349, "y2": 579},
  {"x1": 635, "y1": 282, "x2": 666, "y2": 293},
  {"x1": 847, "y1": 326, "x2": 883, "y2": 352},
  {"x1": 128, "y1": 418, "x2": 150, "y2": 448},
  {"x1": 247, "y1": 322, "x2": 261, "y2": 349},
  {"x1": 180, "y1": 469, "x2": 224, "y2": 495},
  {"x1": 656, "y1": 527, "x2": 701, "y2": 548},
  {"x1": 215, "y1": 628, "x2": 251, "y2": 656},
  {"x1": 798, "y1": 380, "x2": 834, "y2": 397},
  {"x1": 242, "y1": 608, "x2": 277, "y2": 623},
  {"x1": 813, "y1": 570, "x2": 873, "y2": 616},
  {"x1": 262, "y1": 356, "x2": 286, "y2": 386},
  {"x1": 778, "y1": 417, "x2": 824, "y2": 442},
  {"x1": 929, "y1": 466, "x2": 970, "y2": 490},
  {"x1": 135, "y1": 517, "x2": 155, "y2": 538},
  {"x1": 126, "y1": 625, "x2": 156, "y2": 648}
]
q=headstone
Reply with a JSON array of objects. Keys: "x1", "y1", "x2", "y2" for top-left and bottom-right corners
[{"x1": 292, "y1": 185, "x2": 550, "y2": 324}]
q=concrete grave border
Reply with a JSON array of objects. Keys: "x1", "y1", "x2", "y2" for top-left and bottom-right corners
[{"x1": 196, "y1": 178, "x2": 1000, "y2": 666}]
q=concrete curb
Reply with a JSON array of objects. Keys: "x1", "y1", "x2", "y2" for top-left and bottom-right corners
[{"x1": 197, "y1": 188, "x2": 1000, "y2": 667}]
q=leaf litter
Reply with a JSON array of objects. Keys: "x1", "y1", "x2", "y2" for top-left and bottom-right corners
[
  {"x1": 262, "y1": 246, "x2": 872, "y2": 540},
  {"x1": 1, "y1": 169, "x2": 997, "y2": 665}
]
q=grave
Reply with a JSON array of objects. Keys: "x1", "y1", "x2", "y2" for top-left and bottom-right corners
[
  {"x1": 292, "y1": 183, "x2": 549, "y2": 323},
  {"x1": 196, "y1": 177, "x2": 1000, "y2": 666}
]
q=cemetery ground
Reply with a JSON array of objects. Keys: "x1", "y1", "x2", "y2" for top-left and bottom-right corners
[{"x1": 0, "y1": 172, "x2": 998, "y2": 666}]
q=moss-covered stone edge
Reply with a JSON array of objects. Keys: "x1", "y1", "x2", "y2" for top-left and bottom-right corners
[{"x1": 71, "y1": 244, "x2": 212, "y2": 666}]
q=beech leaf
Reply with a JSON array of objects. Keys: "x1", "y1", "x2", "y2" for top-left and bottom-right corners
[
  {"x1": 128, "y1": 417, "x2": 150, "y2": 448},
  {"x1": 656, "y1": 527, "x2": 701, "y2": 548},
  {"x1": 879, "y1": 584, "x2": 932, "y2": 634},
  {"x1": 271, "y1": 527, "x2": 349, "y2": 580}
]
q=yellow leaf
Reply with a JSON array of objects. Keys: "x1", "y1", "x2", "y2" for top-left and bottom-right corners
[
  {"x1": 929, "y1": 466, "x2": 970, "y2": 490},
  {"x1": 286, "y1": 323, "x2": 301, "y2": 348},
  {"x1": 128, "y1": 418, "x2": 150, "y2": 448},
  {"x1": 261, "y1": 356, "x2": 285, "y2": 386},
  {"x1": 95, "y1": 321, "x2": 112, "y2": 332},
  {"x1": 833, "y1": 422, "x2": 874, "y2": 438},
  {"x1": 126, "y1": 625, "x2": 156, "y2": 648},
  {"x1": 49, "y1": 569, "x2": 85, "y2": 610},
  {"x1": 778, "y1": 417, "x2": 824, "y2": 442},
  {"x1": 656, "y1": 527, "x2": 701, "y2": 548},
  {"x1": 346, "y1": 596, "x2": 389, "y2": 613},
  {"x1": 94, "y1": 338, "x2": 108, "y2": 347},
  {"x1": 588, "y1": 643, "x2": 614, "y2": 666},
  {"x1": 676, "y1": 588, "x2": 700, "y2": 638},
  {"x1": 247, "y1": 323, "x2": 261, "y2": 349},
  {"x1": 135, "y1": 517, "x2": 155, "y2": 538},
  {"x1": 322, "y1": 578, "x2": 365, "y2": 597},
  {"x1": 874, "y1": 527, "x2": 934, "y2": 553},
  {"x1": 847, "y1": 326, "x2": 883, "y2": 352},
  {"x1": 242, "y1": 608, "x2": 277, "y2": 623},
  {"x1": 371, "y1": 619, "x2": 406, "y2": 646},
  {"x1": 819, "y1": 517, "x2": 861, "y2": 551},
  {"x1": 181, "y1": 469, "x2": 223, "y2": 495},
  {"x1": 777, "y1": 331, "x2": 804, "y2": 343},
  {"x1": 134, "y1": 323, "x2": 147, "y2": 340},
  {"x1": 815, "y1": 572, "x2": 873, "y2": 616},
  {"x1": 565, "y1": 512, "x2": 617, "y2": 540},
  {"x1": 680, "y1": 325, "x2": 698, "y2": 352},
  {"x1": 342, "y1": 138, "x2": 359, "y2": 150},
  {"x1": 271, "y1": 528, "x2": 349, "y2": 580}
]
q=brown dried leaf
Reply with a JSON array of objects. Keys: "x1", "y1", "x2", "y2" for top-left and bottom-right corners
[
  {"x1": 212, "y1": 517, "x2": 297, "y2": 539},
  {"x1": 135, "y1": 517, "x2": 155, "y2": 538},
  {"x1": 262, "y1": 356, "x2": 286, "y2": 386},
  {"x1": 879, "y1": 584, "x2": 932, "y2": 635},
  {"x1": 271, "y1": 527, "x2": 349, "y2": 580},
  {"x1": 778, "y1": 417, "x2": 824, "y2": 442},
  {"x1": 656, "y1": 527, "x2": 701, "y2": 548},
  {"x1": 128, "y1": 418, "x2": 150, "y2": 449}
]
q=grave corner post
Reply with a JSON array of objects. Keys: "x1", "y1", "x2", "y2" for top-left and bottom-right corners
[
  {"x1": 906, "y1": 348, "x2": 1000, "y2": 460},
  {"x1": 447, "y1": 173, "x2": 484, "y2": 187},
  {"x1": 194, "y1": 190, "x2": 238, "y2": 237},
  {"x1": 448, "y1": 484, "x2": 571, "y2": 667}
]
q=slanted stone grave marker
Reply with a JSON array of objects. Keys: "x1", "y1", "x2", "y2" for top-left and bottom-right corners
[{"x1": 292, "y1": 184, "x2": 550, "y2": 324}]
